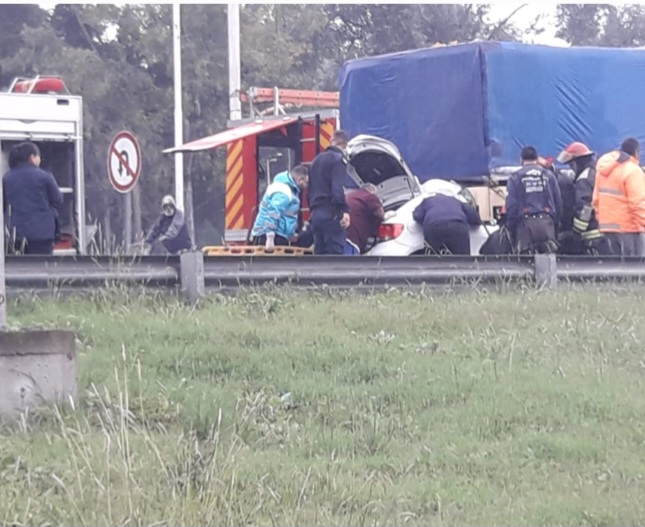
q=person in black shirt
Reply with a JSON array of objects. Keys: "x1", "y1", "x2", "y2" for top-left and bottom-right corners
[{"x1": 307, "y1": 130, "x2": 351, "y2": 255}]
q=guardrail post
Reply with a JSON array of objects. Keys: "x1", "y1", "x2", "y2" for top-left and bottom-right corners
[
  {"x1": 534, "y1": 253, "x2": 557, "y2": 289},
  {"x1": 180, "y1": 251, "x2": 205, "y2": 303}
]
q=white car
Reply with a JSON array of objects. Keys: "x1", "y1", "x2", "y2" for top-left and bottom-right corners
[{"x1": 345, "y1": 134, "x2": 498, "y2": 256}]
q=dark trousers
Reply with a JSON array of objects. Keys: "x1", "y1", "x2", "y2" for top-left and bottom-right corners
[
  {"x1": 557, "y1": 230, "x2": 586, "y2": 255},
  {"x1": 598, "y1": 232, "x2": 645, "y2": 257},
  {"x1": 17, "y1": 239, "x2": 54, "y2": 255},
  {"x1": 310, "y1": 209, "x2": 346, "y2": 255},
  {"x1": 252, "y1": 234, "x2": 290, "y2": 246},
  {"x1": 515, "y1": 215, "x2": 557, "y2": 254},
  {"x1": 423, "y1": 221, "x2": 470, "y2": 255},
  {"x1": 558, "y1": 230, "x2": 604, "y2": 256}
]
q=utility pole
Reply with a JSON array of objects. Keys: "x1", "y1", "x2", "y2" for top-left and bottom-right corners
[
  {"x1": 0, "y1": 167, "x2": 6, "y2": 329},
  {"x1": 173, "y1": 2, "x2": 185, "y2": 210},
  {"x1": 228, "y1": 3, "x2": 242, "y2": 121}
]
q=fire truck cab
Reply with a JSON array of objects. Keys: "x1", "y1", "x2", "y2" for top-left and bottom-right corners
[
  {"x1": 0, "y1": 75, "x2": 87, "y2": 254},
  {"x1": 164, "y1": 87, "x2": 338, "y2": 244}
]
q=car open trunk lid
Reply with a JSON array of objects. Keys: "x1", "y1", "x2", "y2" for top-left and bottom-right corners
[{"x1": 345, "y1": 134, "x2": 422, "y2": 210}]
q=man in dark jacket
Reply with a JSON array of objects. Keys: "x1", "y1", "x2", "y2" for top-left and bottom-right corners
[
  {"x1": 413, "y1": 193, "x2": 481, "y2": 255},
  {"x1": 145, "y1": 195, "x2": 193, "y2": 255},
  {"x1": 345, "y1": 183, "x2": 385, "y2": 253},
  {"x1": 308, "y1": 130, "x2": 351, "y2": 254},
  {"x1": 555, "y1": 142, "x2": 603, "y2": 254},
  {"x1": 505, "y1": 146, "x2": 562, "y2": 254},
  {"x1": 3, "y1": 142, "x2": 63, "y2": 255}
]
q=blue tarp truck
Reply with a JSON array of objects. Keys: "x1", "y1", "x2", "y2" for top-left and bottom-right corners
[{"x1": 339, "y1": 41, "x2": 645, "y2": 183}]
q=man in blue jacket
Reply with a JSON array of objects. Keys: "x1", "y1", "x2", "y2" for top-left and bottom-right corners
[
  {"x1": 505, "y1": 146, "x2": 562, "y2": 254},
  {"x1": 3, "y1": 142, "x2": 63, "y2": 255},
  {"x1": 413, "y1": 192, "x2": 481, "y2": 255},
  {"x1": 251, "y1": 164, "x2": 309, "y2": 252},
  {"x1": 308, "y1": 130, "x2": 351, "y2": 255}
]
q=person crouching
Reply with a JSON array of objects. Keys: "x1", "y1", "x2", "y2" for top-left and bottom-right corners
[{"x1": 412, "y1": 193, "x2": 481, "y2": 255}]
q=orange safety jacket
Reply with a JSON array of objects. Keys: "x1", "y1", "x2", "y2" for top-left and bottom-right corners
[{"x1": 592, "y1": 151, "x2": 645, "y2": 233}]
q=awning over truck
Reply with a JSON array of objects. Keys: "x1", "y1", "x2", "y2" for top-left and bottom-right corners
[{"x1": 163, "y1": 117, "x2": 298, "y2": 154}]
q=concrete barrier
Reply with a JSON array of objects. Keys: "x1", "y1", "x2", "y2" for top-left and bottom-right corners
[{"x1": 0, "y1": 329, "x2": 77, "y2": 420}]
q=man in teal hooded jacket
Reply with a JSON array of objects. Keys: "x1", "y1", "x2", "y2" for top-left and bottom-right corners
[{"x1": 251, "y1": 163, "x2": 309, "y2": 252}]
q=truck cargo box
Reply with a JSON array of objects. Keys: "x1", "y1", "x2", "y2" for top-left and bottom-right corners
[{"x1": 339, "y1": 41, "x2": 645, "y2": 182}]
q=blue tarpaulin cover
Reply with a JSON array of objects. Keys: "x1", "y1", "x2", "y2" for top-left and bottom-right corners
[{"x1": 339, "y1": 41, "x2": 645, "y2": 181}]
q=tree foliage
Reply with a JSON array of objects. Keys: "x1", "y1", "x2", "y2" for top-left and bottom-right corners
[
  {"x1": 0, "y1": 3, "x2": 574, "y2": 248},
  {"x1": 556, "y1": 4, "x2": 645, "y2": 47}
]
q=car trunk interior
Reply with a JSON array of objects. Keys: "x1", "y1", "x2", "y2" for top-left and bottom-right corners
[{"x1": 348, "y1": 150, "x2": 418, "y2": 211}]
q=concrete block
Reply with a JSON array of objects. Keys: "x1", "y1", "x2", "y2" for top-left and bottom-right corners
[
  {"x1": 0, "y1": 330, "x2": 77, "y2": 420},
  {"x1": 180, "y1": 251, "x2": 205, "y2": 303},
  {"x1": 534, "y1": 253, "x2": 558, "y2": 289}
]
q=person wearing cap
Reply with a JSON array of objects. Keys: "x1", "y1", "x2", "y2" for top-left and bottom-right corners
[
  {"x1": 556, "y1": 142, "x2": 603, "y2": 254},
  {"x1": 505, "y1": 146, "x2": 562, "y2": 254},
  {"x1": 593, "y1": 138, "x2": 645, "y2": 256},
  {"x1": 144, "y1": 195, "x2": 193, "y2": 255}
]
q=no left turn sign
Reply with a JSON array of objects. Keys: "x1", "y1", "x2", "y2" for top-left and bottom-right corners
[{"x1": 107, "y1": 131, "x2": 141, "y2": 193}]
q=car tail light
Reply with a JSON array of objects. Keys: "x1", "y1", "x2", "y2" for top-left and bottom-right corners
[{"x1": 377, "y1": 223, "x2": 405, "y2": 241}]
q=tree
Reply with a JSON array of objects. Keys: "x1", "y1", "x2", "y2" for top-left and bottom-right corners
[
  {"x1": 556, "y1": 4, "x2": 645, "y2": 47},
  {"x1": 0, "y1": 4, "x2": 47, "y2": 83}
]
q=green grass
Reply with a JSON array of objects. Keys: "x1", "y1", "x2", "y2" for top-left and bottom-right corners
[{"x1": 3, "y1": 285, "x2": 645, "y2": 526}]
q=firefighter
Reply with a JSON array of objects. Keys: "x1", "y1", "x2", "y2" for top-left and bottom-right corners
[
  {"x1": 593, "y1": 138, "x2": 645, "y2": 256},
  {"x1": 412, "y1": 192, "x2": 481, "y2": 255},
  {"x1": 555, "y1": 142, "x2": 602, "y2": 254},
  {"x1": 250, "y1": 164, "x2": 310, "y2": 252},
  {"x1": 308, "y1": 130, "x2": 351, "y2": 255},
  {"x1": 505, "y1": 146, "x2": 562, "y2": 254}
]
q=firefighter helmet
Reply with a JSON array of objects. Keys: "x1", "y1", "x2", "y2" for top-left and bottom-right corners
[{"x1": 556, "y1": 142, "x2": 594, "y2": 164}]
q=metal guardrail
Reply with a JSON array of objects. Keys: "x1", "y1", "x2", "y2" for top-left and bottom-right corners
[
  {"x1": 5, "y1": 255, "x2": 179, "y2": 289},
  {"x1": 5, "y1": 254, "x2": 645, "y2": 297},
  {"x1": 201, "y1": 255, "x2": 534, "y2": 288}
]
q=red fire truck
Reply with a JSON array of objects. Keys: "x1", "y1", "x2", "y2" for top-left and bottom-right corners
[{"x1": 164, "y1": 87, "x2": 338, "y2": 244}]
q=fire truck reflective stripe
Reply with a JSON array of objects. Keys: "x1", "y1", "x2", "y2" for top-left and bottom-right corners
[
  {"x1": 225, "y1": 139, "x2": 245, "y2": 230},
  {"x1": 320, "y1": 122, "x2": 334, "y2": 149},
  {"x1": 226, "y1": 202, "x2": 244, "y2": 230},
  {"x1": 226, "y1": 192, "x2": 244, "y2": 229},
  {"x1": 228, "y1": 173, "x2": 244, "y2": 202},
  {"x1": 227, "y1": 195, "x2": 245, "y2": 228},
  {"x1": 229, "y1": 140, "x2": 242, "y2": 163},
  {"x1": 225, "y1": 158, "x2": 243, "y2": 193}
]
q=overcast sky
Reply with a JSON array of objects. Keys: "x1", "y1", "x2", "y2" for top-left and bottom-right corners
[
  {"x1": 35, "y1": 2, "x2": 568, "y2": 47},
  {"x1": 488, "y1": 3, "x2": 568, "y2": 47}
]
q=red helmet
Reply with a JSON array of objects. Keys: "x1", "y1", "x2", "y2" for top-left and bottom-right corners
[{"x1": 556, "y1": 142, "x2": 594, "y2": 163}]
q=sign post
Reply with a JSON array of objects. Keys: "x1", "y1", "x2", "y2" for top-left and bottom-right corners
[
  {"x1": 107, "y1": 131, "x2": 142, "y2": 254},
  {"x1": 0, "y1": 166, "x2": 6, "y2": 329}
]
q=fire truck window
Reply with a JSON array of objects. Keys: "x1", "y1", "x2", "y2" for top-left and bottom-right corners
[{"x1": 258, "y1": 146, "x2": 294, "y2": 197}]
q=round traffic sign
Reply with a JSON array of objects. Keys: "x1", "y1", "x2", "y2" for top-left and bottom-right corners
[{"x1": 107, "y1": 131, "x2": 141, "y2": 193}]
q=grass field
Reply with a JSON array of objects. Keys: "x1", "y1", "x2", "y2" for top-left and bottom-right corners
[{"x1": 2, "y1": 286, "x2": 645, "y2": 526}]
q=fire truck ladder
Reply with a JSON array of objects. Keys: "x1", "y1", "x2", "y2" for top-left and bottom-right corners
[{"x1": 240, "y1": 87, "x2": 339, "y2": 118}]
